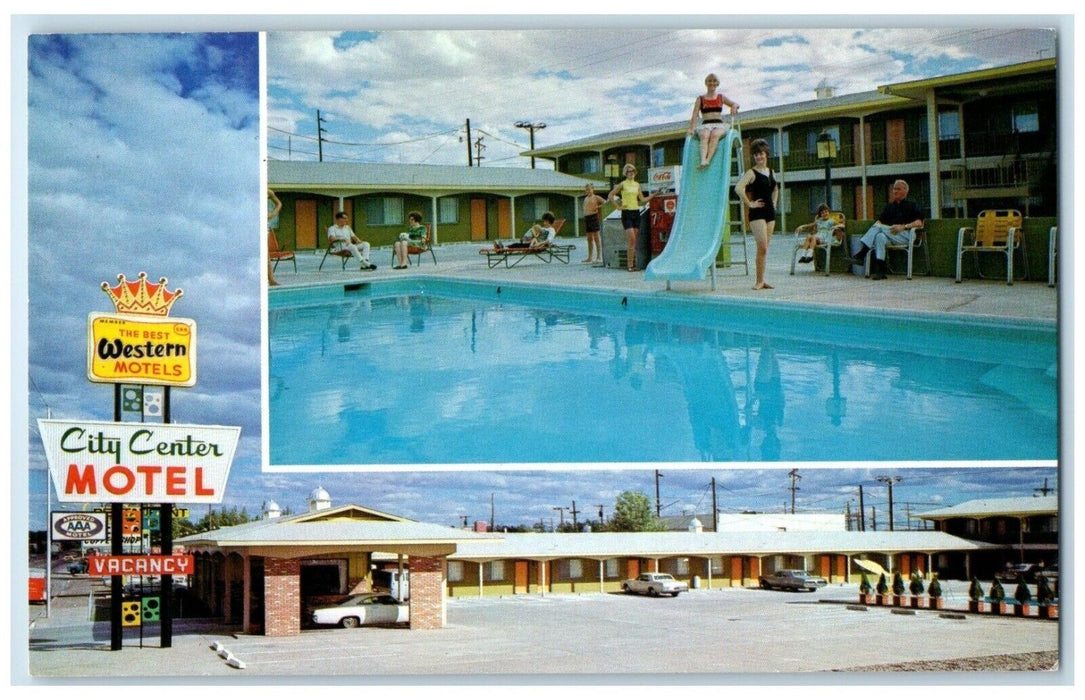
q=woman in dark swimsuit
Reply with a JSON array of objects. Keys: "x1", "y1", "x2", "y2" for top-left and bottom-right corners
[{"x1": 734, "y1": 138, "x2": 779, "y2": 290}]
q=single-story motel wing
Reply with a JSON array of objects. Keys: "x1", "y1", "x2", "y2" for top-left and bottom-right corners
[{"x1": 178, "y1": 498, "x2": 998, "y2": 637}]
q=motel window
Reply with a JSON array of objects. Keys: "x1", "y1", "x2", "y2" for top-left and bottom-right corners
[
  {"x1": 604, "y1": 559, "x2": 619, "y2": 579},
  {"x1": 675, "y1": 558, "x2": 689, "y2": 576},
  {"x1": 520, "y1": 196, "x2": 550, "y2": 223},
  {"x1": 770, "y1": 131, "x2": 789, "y2": 156},
  {"x1": 651, "y1": 146, "x2": 665, "y2": 168},
  {"x1": 447, "y1": 561, "x2": 464, "y2": 582},
  {"x1": 581, "y1": 154, "x2": 600, "y2": 174},
  {"x1": 1012, "y1": 102, "x2": 1040, "y2": 134},
  {"x1": 710, "y1": 557, "x2": 724, "y2": 575},
  {"x1": 938, "y1": 111, "x2": 961, "y2": 141},
  {"x1": 437, "y1": 197, "x2": 459, "y2": 225},
  {"x1": 300, "y1": 559, "x2": 347, "y2": 596},
  {"x1": 485, "y1": 561, "x2": 505, "y2": 582},
  {"x1": 568, "y1": 559, "x2": 583, "y2": 579},
  {"x1": 365, "y1": 197, "x2": 404, "y2": 226}
]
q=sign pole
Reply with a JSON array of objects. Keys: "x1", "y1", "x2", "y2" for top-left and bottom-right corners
[
  {"x1": 110, "y1": 502, "x2": 123, "y2": 651},
  {"x1": 160, "y1": 501, "x2": 173, "y2": 647}
]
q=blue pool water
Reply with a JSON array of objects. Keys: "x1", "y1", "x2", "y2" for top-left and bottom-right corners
[{"x1": 268, "y1": 280, "x2": 1057, "y2": 466}]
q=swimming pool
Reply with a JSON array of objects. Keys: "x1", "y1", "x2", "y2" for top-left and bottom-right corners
[{"x1": 267, "y1": 279, "x2": 1057, "y2": 467}]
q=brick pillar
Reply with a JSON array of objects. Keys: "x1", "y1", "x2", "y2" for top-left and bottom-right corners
[
  {"x1": 409, "y1": 556, "x2": 446, "y2": 630},
  {"x1": 264, "y1": 557, "x2": 301, "y2": 637}
]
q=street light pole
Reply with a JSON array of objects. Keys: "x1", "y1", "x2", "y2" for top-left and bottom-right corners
[
  {"x1": 876, "y1": 476, "x2": 902, "y2": 531},
  {"x1": 816, "y1": 131, "x2": 838, "y2": 208},
  {"x1": 515, "y1": 121, "x2": 546, "y2": 168}
]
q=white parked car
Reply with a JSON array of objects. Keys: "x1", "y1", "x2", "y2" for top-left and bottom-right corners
[
  {"x1": 621, "y1": 572, "x2": 689, "y2": 597},
  {"x1": 311, "y1": 594, "x2": 409, "y2": 628}
]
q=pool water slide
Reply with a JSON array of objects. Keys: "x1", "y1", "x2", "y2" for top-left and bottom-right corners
[{"x1": 644, "y1": 129, "x2": 742, "y2": 289}]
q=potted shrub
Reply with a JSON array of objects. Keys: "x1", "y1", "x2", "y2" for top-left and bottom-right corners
[
  {"x1": 858, "y1": 573, "x2": 874, "y2": 605},
  {"x1": 988, "y1": 578, "x2": 1007, "y2": 614},
  {"x1": 1013, "y1": 575, "x2": 1032, "y2": 617},
  {"x1": 891, "y1": 572, "x2": 906, "y2": 607},
  {"x1": 875, "y1": 573, "x2": 889, "y2": 605},
  {"x1": 968, "y1": 577, "x2": 985, "y2": 613},
  {"x1": 927, "y1": 573, "x2": 943, "y2": 610},
  {"x1": 1036, "y1": 574, "x2": 1058, "y2": 619},
  {"x1": 908, "y1": 572, "x2": 925, "y2": 608}
]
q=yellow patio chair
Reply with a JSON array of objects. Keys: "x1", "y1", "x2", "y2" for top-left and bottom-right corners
[
  {"x1": 954, "y1": 209, "x2": 1028, "y2": 285},
  {"x1": 789, "y1": 211, "x2": 846, "y2": 277}
]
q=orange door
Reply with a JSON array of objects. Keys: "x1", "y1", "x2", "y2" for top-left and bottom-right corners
[
  {"x1": 470, "y1": 199, "x2": 488, "y2": 240},
  {"x1": 886, "y1": 118, "x2": 906, "y2": 163},
  {"x1": 514, "y1": 561, "x2": 528, "y2": 594},
  {"x1": 625, "y1": 558, "x2": 639, "y2": 580},
  {"x1": 496, "y1": 199, "x2": 512, "y2": 239},
  {"x1": 855, "y1": 184, "x2": 875, "y2": 220},
  {"x1": 295, "y1": 199, "x2": 318, "y2": 249}
]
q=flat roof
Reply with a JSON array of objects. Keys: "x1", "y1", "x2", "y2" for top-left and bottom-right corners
[
  {"x1": 269, "y1": 159, "x2": 606, "y2": 194},
  {"x1": 917, "y1": 495, "x2": 1058, "y2": 521}
]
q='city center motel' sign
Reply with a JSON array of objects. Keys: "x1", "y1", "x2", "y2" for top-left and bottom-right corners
[{"x1": 38, "y1": 419, "x2": 239, "y2": 504}]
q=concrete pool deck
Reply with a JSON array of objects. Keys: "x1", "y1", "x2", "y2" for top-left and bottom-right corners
[{"x1": 269, "y1": 233, "x2": 1058, "y2": 323}]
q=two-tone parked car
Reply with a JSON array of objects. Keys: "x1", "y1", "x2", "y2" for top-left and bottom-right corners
[
  {"x1": 758, "y1": 569, "x2": 828, "y2": 592},
  {"x1": 312, "y1": 594, "x2": 409, "y2": 628},
  {"x1": 621, "y1": 572, "x2": 689, "y2": 597}
]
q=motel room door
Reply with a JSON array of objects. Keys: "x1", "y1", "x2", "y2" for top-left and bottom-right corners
[
  {"x1": 496, "y1": 199, "x2": 512, "y2": 240},
  {"x1": 294, "y1": 199, "x2": 318, "y2": 250},
  {"x1": 470, "y1": 199, "x2": 488, "y2": 241},
  {"x1": 514, "y1": 560, "x2": 529, "y2": 594}
]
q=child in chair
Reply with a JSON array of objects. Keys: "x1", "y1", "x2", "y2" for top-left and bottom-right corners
[{"x1": 795, "y1": 204, "x2": 844, "y2": 263}]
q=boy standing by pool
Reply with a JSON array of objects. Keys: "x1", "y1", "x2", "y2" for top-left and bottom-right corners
[{"x1": 582, "y1": 183, "x2": 606, "y2": 264}]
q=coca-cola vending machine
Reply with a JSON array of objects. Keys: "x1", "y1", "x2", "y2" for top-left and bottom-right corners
[
  {"x1": 649, "y1": 194, "x2": 678, "y2": 258},
  {"x1": 647, "y1": 164, "x2": 680, "y2": 259}
]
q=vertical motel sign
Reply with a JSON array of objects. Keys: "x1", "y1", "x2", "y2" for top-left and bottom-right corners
[{"x1": 49, "y1": 273, "x2": 231, "y2": 651}]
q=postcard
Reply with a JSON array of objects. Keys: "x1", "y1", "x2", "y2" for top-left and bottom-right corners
[{"x1": 15, "y1": 16, "x2": 1066, "y2": 684}]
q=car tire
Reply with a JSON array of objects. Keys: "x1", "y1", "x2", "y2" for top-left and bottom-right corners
[
  {"x1": 648, "y1": 588, "x2": 659, "y2": 597},
  {"x1": 341, "y1": 616, "x2": 360, "y2": 629},
  {"x1": 759, "y1": 580, "x2": 769, "y2": 589},
  {"x1": 671, "y1": 592, "x2": 680, "y2": 597},
  {"x1": 622, "y1": 584, "x2": 631, "y2": 594}
]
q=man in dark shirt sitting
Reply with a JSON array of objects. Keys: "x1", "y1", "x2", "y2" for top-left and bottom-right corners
[{"x1": 851, "y1": 179, "x2": 925, "y2": 280}]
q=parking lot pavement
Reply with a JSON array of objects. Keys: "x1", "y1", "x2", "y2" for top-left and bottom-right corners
[{"x1": 28, "y1": 586, "x2": 1059, "y2": 680}]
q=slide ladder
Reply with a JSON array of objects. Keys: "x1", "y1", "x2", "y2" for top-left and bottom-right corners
[{"x1": 645, "y1": 125, "x2": 745, "y2": 290}]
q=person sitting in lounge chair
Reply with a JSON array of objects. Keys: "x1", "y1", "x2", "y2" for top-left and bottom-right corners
[{"x1": 496, "y1": 212, "x2": 558, "y2": 250}]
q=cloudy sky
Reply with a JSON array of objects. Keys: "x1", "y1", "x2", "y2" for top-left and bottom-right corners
[
  {"x1": 18, "y1": 21, "x2": 1064, "y2": 533},
  {"x1": 24, "y1": 32, "x2": 262, "y2": 529},
  {"x1": 266, "y1": 24, "x2": 1056, "y2": 167}
]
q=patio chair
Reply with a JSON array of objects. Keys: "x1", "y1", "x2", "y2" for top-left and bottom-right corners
[
  {"x1": 954, "y1": 209, "x2": 1027, "y2": 285},
  {"x1": 1047, "y1": 226, "x2": 1057, "y2": 288},
  {"x1": 390, "y1": 224, "x2": 437, "y2": 267},
  {"x1": 789, "y1": 211, "x2": 846, "y2": 277},
  {"x1": 883, "y1": 226, "x2": 931, "y2": 279},
  {"x1": 268, "y1": 230, "x2": 296, "y2": 275}
]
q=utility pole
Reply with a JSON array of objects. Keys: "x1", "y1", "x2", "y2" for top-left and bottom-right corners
[
  {"x1": 654, "y1": 470, "x2": 663, "y2": 517},
  {"x1": 710, "y1": 477, "x2": 718, "y2": 532},
  {"x1": 552, "y1": 506, "x2": 566, "y2": 530},
  {"x1": 858, "y1": 485, "x2": 866, "y2": 531},
  {"x1": 1035, "y1": 478, "x2": 1054, "y2": 496},
  {"x1": 595, "y1": 504, "x2": 606, "y2": 525},
  {"x1": 876, "y1": 476, "x2": 902, "y2": 531},
  {"x1": 316, "y1": 109, "x2": 327, "y2": 162},
  {"x1": 490, "y1": 493, "x2": 495, "y2": 532},
  {"x1": 788, "y1": 468, "x2": 802, "y2": 514},
  {"x1": 871, "y1": 506, "x2": 877, "y2": 532},
  {"x1": 514, "y1": 121, "x2": 547, "y2": 168},
  {"x1": 465, "y1": 118, "x2": 473, "y2": 167},
  {"x1": 845, "y1": 501, "x2": 853, "y2": 531},
  {"x1": 473, "y1": 136, "x2": 486, "y2": 166},
  {"x1": 570, "y1": 500, "x2": 580, "y2": 531}
]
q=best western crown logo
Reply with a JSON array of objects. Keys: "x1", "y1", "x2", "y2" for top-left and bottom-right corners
[
  {"x1": 101, "y1": 272, "x2": 184, "y2": 316},
  {"x1": 88, "y1": 272, "x2": 197, "y2": 387}
]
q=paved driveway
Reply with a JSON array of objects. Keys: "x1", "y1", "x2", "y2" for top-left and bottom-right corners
[{"x1": 29, "y1": 585, "x2": 1059, "y2": 679}]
